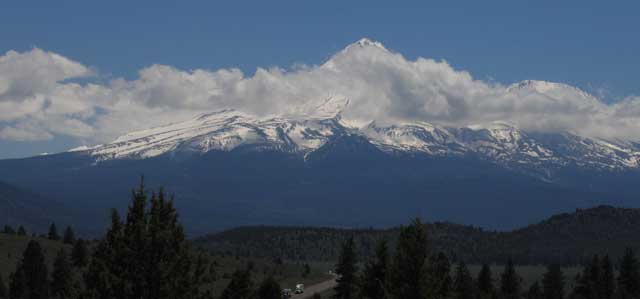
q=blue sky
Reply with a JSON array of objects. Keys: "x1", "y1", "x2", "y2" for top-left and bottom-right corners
[{"x1": 1, "y1": 1, "x2": 639, "y2": 159}]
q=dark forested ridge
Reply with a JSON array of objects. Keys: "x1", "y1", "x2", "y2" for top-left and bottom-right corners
[
  {"x1": 195, "y1": 205, "x2": 640, "y2": 265},
  {"x1": 0, "y1": 181, "x2": 67, "y2": 230}
]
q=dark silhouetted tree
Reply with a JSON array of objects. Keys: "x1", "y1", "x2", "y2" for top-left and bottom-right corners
[
  {"x1": 51, "y1": 249, "x2": 76, "y2": 298},
  {"x1": 17, "y1": 226, "x2": 26, "y2": 236},
  {"x1": 257, "y1": 276, "x2": 281, "y2": 299},
  {"x1": 389, "y1": 218, "x2": 430, "y2": 299},
  {"x1": 361, "y1": 239, "x2": 390, "y2": 299},
  {"x1": 2, "y1": 225, "x2": 15, "y2": 234},
  {"x1": 542, "y1": 264, "x2": 564, "y2": 299},
  {"x1": 427, "y1": 252, "x2": 452, "y2": 299},
  {"x1": 63, "y1": 226, "x2": 75, "y2": 244},
  {"x1": 84, "y1": 181, "x2": 214, "y2": 299},
  {"x1": 71, "y1": 238, "x2": 89, "y2": 268},
  {"x1": 527, "y1": 282, "x2": 543, "y2": 299},
  {"x1": 48, "y1": 223, "x2": 60, "y2": 240},
  {"x1": 453, "y1": 262, "x2": 474, "y2": 299},
  {"x1": 600, "y1": 255, "x2": 615, "y2": 299},
  {"x1": 617, "y1": 248, "x2": 640, "y2": 298},
  {"x1": 220, "y1": 270, "x2": 254, "y2": 299},
  {"x1": 0, "y1": 273, "x2": 6, "y2": 299},
  {"x1": 478, "y1": 264, "x2": 496, "y2": 299},
  {"x1": 500, "y1": 259, "x2": 520, "y2": 299},
  {"x1": 12, "y1": 240, "x2": 49, "y2": 299},
  {"x1": 334, "y1": 237, "x2": 358, "y2": 299}
]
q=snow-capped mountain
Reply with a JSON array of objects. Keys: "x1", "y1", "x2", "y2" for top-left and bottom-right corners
[{"x1": 76, "y1": 86, "x2": 640, "y2": 180}]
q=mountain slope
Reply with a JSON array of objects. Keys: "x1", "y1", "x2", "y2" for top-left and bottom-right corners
[{"x1": 195, "y1": 205, "x2": 640, "y2": 265}]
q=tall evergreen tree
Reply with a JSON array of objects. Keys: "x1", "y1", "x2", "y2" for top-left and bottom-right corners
[
  {"x1": 11, "y1": 240, "x2": 49, "y2": 299},
  {"x1": 17, "y1": 226, "x2": 26, "y2": 236},
  {"x1": 334, "y1": 237, "x2": 358, "y2": 299},
  {"x1": 500, "y1": 259, "x2": 520, "y2": 299},
  {"x1": 617, "y1": 248, "x2": 640, "y2": 298},
  {"x1": 48, "y1": 222, "x2": 60, "y2": 240},
  {"x1": 542, "y1": 264, "x2": 564, "y2": 299},
  {"x1": 573, "y1": 256, "x2": 601, "y2": 299},
  {"x1": 0, "y1": 273, "x2": 7, "y2": 299},
  {"x1": 361, "y1": 239, "x2": 390, "y2": 299},
  {"x1": 51, "y1": 249, "x2": 76, "y2": 298},
  {"x1": 453, "y1": 262, "x2": 474, "y2": 299},
  {"x1": 427, "y1": 252, "x2": 452, "y2": 299},
  {"x1": 84, "y1": 181, "x2": 214, "y2": 299},
  {"x1": 527, "y1": 282, "x2": 543, "y2": 299},
  {"x1": 220, "y1": 270, "x2": 254, "y2": 299},
  {"x1": 63, "y1": 226, "x2": 75, "y2": 244},
  {"x1": 3, "y1": 225, "x2": 15, "y2": 234},
  {"x1": 389, "y1": 218, "x2": 430, "y2": 299},
  {"x1": 71, "y1": 238, "x2": 89, "y2": 267},
  {"x1": 257, "y1": 276, "x2": 281, "y2": 299},
  {"x1": 600, "y1": 255, "x2": 615, "y2": 299},
  {"x1": 477, "y1": 264, "x2": 496, "y2": 299}
]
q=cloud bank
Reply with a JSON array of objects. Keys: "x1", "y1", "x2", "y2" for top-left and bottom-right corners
[{"x1": 1, "y1": 39, "x2": 639, "y2": 145}]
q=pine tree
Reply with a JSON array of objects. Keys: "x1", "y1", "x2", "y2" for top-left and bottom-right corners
[
  {"x1": 9, "y1": 267, "x2": 26, "y2": 299},
  {"x1": 453, "y1": 262, "x2": 474, "y2": 299},
  {"x1": 51, "y1": 249, "x2": 76, "y2": 298},
  {"x1": 334, "y1": 237, "x2": 358, "y2": 299},
  {"x1": 63, "y1": 226, "x2": 75, "y2": 244},
  {"x1": 12, "y1": 240, "x2": 49, "y2": 299},
  {"x1": 477, "y1": 264, "x2": 496, "y2": 299},
  {"x1": 48, "y1": 222, "x2": 60, "y2": 240},
  {"x1": 427, "y1": 252, "x2": 452, "y2": 299},
  {"x1": 0, "y1": 273, "x2": 7, "y2": 299},
  {"x1": 71, "y1": 238, "x2": 89, "y2": 267},
  {"x1": 500, "y1": 259, "x2": 520, "y2": 299},
  {"x1": 600, "y1": 255, "x2": 615, "y2": 299},
  {"x1": 257, "y1": 276, "x2": 281, "y2": 299},
  {"x1": 527, "y1": 282, "x2": 543, "y2": 299},
  {"x1": 17, "y1": 226, "x2": 26, "y2": 236},
  {"x1": 84, "y1": 181, "x2": 214, "y2": 299},
  {"x1": 361, "y1": 240, "x2": 390, "y2": 299},
  {"x1": 389, "y1": 218, "x2": 430, "y2": 299},
  {"x1": 2, "y1": 225, "x2": 15, "y2": 234},
  {"x1": 617, "y1": 248, "x2": 640, "y2": 298},
  {"x1": 220, "y1": 270, "x2": 254, "y2": 299},
  {"x1": 542, "y1": 264, "x2": 564, "y2": 299}
]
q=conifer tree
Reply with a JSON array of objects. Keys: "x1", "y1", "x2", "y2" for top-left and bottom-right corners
[
  {"x1": 527, "y1": 282, "x2": 543, "y2": 299},
  {"x1": 11, "y1": 240, "x2": 49, "y2": 299},
  {"x1": 71, "y1": 238, "x2": 89, "y2": 267},
  {"x1": 0, "y1": 273, "x2": 7, "y2": 299},
  {"x1": 600, "y1": 255, "x2": 615, "y2": 299},
  {"x1": 48, "y1": 222, "x2": 60, "y2": 240},
  {"x1": 617, "y1": 248, "x2": 640, "y2": 298},
  {"x1": 2, "y1": 225, "x2": 15, "y2": 234},
  {"x1": 84, "y1": 180, "x2": 214, "y2": 299},
  {"x1": 9, "y1": 267, "x2": 26, "y2": 299},
  {"x1": 427, "y1": 252, "x2": 452, "y2": 299},
  {"x1": 63, "y1": 226, "x2": 75, "y2": 244},
  {"x1": 500, "y1": 259, "x2": 521, "y2": 299},
  {"x1": 51, "y1": 249, "x2": 76, "y2": 298},
  {"x1": 389, "y1": 218, "x2": 430, "y2": 299},
  {"x1": 361, "y1": 239, "x2": 390, "y2": 299},
  {"x1": 477, "y1": 264, "x2": 496, "y2": 299},
  {"x1": 17, "y1": 226, "x2": 26, "y2": 236},
  {"x1": 220, "y1": 270, "x2": 254, "y2": 299},
  {"x1": 542, "y1": 264, "x2": 564, "y2": 299},
  {"x1": 453, "y1": 262, "x2": 474, "y2": 299},
  {"x1": 257, "y1": 276, "x2": 281, "y2": 299},
  {"x1": 334, "y1": 237, "x2": 358, "y2": 299}
]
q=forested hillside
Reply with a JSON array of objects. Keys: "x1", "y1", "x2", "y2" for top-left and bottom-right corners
[{"x1": 195, "y1": 205, "x2": 640, "y2": 265}]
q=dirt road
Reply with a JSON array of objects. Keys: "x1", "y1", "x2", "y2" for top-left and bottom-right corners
[{"x1": 290, "y1": 276, "x2": 337, "y2": 299}]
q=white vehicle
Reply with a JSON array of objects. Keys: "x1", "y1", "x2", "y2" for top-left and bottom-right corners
[{"x1": 295, "y1": 284, "x2": 304, "y2": 294}]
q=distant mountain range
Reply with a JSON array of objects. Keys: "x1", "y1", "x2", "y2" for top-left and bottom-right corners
[
  {"x1": 195, "y1": 205, "x2": 640, "y2": 265},
  {"x1": 1, "y1": 40, "x2": 640, "y2": 234}
]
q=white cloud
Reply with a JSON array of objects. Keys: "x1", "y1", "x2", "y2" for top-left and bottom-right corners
[{"x1": 1, "y1": 40, "x2": 640, "y2": 146}]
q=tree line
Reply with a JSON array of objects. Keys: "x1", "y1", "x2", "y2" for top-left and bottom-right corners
[{"x1": 330, "y1": 218, "x2": 640, "y2": 299}]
